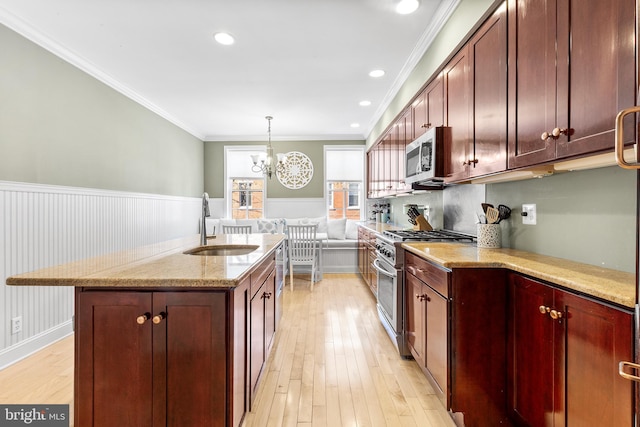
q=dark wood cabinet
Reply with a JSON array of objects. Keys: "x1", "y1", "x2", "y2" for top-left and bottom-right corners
[
  {"x1": 444, "y1": 45, "x2": 472, "y2": 182},
  {"x1": 445, "y1": 6, "x2": 507, "y2": 182},
  {"x1": 507, "y1": 0, "x2": 636, "y2": 168},
  {"x1": 357, "y1": 226, "x2": 377, "y2": 296},
  {"x1": 405, "y1": 252, "x2": 511, "y2": 427},
  {"x1": 75, "y1": 289, "x2": 230, "y2": 427},
  {"x1": 75, "y1": 252, "x2": 278, "y2": 427},
  {"x1": 249, "y1": 258, "x2": 277, "y2": 406},
  {"x1": 413, "y1": 75, "x2": 444, "y2": 139},
  {"x1": 508, "y1": 273, "x2": 634, "y2": 426}
]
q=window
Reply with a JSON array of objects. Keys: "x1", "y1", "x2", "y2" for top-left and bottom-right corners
[
  {"x1": 327, "y1": 181, "x2": 362, "y2": 219},
  {"x1": 225, "y1": 147, "x2": 266, "y2": 219},
  {"x1": 325, "y1": 146, "x2": 365, "y2": 220},
  {"x1": 231, "y1": 179, "x2": 264, "y2": 219}
]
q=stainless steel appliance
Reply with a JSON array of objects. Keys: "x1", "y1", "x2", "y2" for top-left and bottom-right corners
[
  {"x1": 373, "y1": 229, "x2": 475, "y2": 357},
  {"x1": 405, "y1": 126, "x2": 450, "y2": 186}
]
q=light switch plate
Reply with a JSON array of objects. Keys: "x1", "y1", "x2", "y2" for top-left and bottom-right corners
[{"x1": 522, "y1": 204, "x2": 536, "y2": 225}]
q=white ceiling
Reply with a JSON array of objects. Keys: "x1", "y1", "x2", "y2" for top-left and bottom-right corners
[{"x1": 0, "y1": 0, "x2": 458, "y2": 141}]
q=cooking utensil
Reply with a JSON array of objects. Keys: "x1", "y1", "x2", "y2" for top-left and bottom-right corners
[
  {"x1": 481, "y1": 203, "x2": 494, "y2": 214},
  {"x1": 486, "y1": 206, "x2": 500, "y2": 224},
  {"x1": 497, "y1": 204, "x2": 511, "y2": 223}
]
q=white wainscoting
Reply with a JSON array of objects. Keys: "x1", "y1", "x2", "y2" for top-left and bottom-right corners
[{"x1": 0, "y1": 181, "x2": 201, "y2": 369}]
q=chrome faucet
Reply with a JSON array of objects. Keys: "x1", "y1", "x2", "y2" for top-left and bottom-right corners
[{"x1": 200, "y1": 192, "x2": 210, "y2": 246}]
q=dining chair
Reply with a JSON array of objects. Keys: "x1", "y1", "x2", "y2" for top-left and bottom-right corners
[
  {"x1": 222, "y1": 225, "x2": 252, "y2": 234},
  {"x1": 287, "y1": 224, "x2": 319, "y2": 291}
]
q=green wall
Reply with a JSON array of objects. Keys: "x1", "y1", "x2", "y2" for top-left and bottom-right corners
[
  {"x1": 0, "y1": 23, "x2": 203, "y2": 197},
  {"x1": 204, "y1": 140, "x2": 365, "y2": 198}
]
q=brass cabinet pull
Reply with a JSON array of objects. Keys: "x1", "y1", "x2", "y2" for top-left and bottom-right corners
[
  {"x1": 421, "y1": 123, "x2": 431, "y2": 129},
  {"x1": 416, "y1": 294, "x2": 428, "y2": 302},
  {"x1": 539, "y1": 305, "x2": 550, "y2": 314},
  {"x1": 136, "y1": 313, "x2": 151, "y2": 325},
  {"x1": 615, "y1": 106, "x2": 640, "y2": 169},
  {"x1": 619, "y1": 361, "x2": 640, "y2": 382},
  {"x1": 152, "y1": 312, "x2": 167, "y2": 324},
  {"x1": 263, "y1": 292, "x2": 273, "y2": 299},
  {"x1": 541, "y1": 131, "x2": 552, "y2": 141}
]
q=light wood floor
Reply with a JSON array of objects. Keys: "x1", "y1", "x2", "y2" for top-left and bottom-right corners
[{"x1": 0, "y1": 273, "x2": 456, "y2": 427}]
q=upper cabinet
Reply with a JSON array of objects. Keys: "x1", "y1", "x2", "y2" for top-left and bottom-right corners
[
  {"x1": 412, "y1": 75, "x2": 444, "y2": 139},
  {"x1": 507, "y1": 0, "x2": 637, "y2": 168},
  {"x1": 445, "y1": 6, "x2": 507, "y2": 182}
]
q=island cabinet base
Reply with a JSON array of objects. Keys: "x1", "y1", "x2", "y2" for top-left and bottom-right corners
[{"x1": 74, "y1": 285, "x2": 247, "y2": 427}]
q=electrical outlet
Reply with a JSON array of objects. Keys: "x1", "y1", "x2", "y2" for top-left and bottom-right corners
[
  {"x1": 522, "y1": 204, "x2": 537, "y2": 225},
  {"x1": 11, "y1": 316, "x2": 22, "y2": 334}
]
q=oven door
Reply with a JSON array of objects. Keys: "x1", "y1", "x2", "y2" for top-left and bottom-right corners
[{"x1": 373, "y1": 258, "x2": 399, "y2": 332}]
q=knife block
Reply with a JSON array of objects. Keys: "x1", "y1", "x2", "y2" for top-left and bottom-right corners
[{"x1": 413, "y1": 215, "x2": 433, "y2": 231}]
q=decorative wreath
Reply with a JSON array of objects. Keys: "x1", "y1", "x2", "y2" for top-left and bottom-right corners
[{"x1": 276, "y1": 151, "x2": 314, "y2": 189}]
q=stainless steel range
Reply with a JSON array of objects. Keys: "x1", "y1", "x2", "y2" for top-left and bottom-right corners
[{"x1": 373, "y1": 229, "x2": 474, "y2": 357}]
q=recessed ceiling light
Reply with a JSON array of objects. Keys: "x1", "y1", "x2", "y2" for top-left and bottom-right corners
[
  {"x1": 350, "y1": 123, "x2": 360, "y2": 128},
  {"x1": 214, "y1": 32, "x2": 235, "y2": 45},
  {"x1": 359, "y1": 100, "x2": 372, "y2": 107},
  {"x1": 369, "y1": 69, "x2": 385, "y2": 78},
  {"x1": 396, "y1": 0, "x2": 420, "y2": 15}
]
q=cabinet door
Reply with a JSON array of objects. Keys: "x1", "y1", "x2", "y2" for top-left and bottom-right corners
[
  {"x1": 76, "y1": 291, "x2": 154, "y2": 427},
  {"x1": 153, "y1": 292, "x2": 227, "y2": 427},
  {"x1": 412, "y1": 90, "x2": 428, "y2": 138},
  {"x1": 426, "y1": 76, "x2": 444, "y2": 131},
  {"x1": 425, "y1": 286, "x2": 447, "y2": 394},
  {"x1": 444, "y1": 46, "x2": 472, "y2": 181},
  {"x1": 557, "y1": 290, "x2": 633, "y2": 427},
  {"x1": 469, "y1": 6, "x2": 507, "y2": 178},
  {"x1": 508, "y1": 274, "x2": 555, "y2": 427},
  {"x1": 555, "y1": 0, "x2": 636, "y2": 158},
  {"x1": 264, "y1": 269, "x2": 277, "y2": 352},
  {"x1": 507, "y1": 0, "x2": 558, "y2": 168},
  {"x1": 405, "y1": 273, "x2": 426, "y2": 365},
  {"x1": 250, "y1": 284, "x2": 265, "y2": 405}
]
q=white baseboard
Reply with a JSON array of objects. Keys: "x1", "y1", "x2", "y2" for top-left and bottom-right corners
[{"x1": 0, "y1": 320, "x2": 73, "y2": 370}]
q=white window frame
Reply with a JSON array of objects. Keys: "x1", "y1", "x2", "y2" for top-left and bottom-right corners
[
  {"x1": 324, "y1": 145, "x2": 365, "y2": 220},
  {"x1": 224, "y1": 146, "x2": 267, "y2": 218}
]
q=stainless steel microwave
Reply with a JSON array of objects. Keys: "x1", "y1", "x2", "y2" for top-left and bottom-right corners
[{"x1": 405, "y1": 126, "x2": 450, "y2": 185}]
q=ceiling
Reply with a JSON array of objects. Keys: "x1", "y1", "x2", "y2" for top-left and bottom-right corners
[{"x1": 0, "y1": 0, "x2": 458, "y2": 141}]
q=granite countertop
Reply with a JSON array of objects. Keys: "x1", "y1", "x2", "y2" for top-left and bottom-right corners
[
  {"x1": 358, "y1": 220, "x2": 403, "y2": 234},
  {"x1": 6, "y1": 234, "x2": 286, "y2": 288},
  {"x1": 402, "y1": 242, "x2": 636, "y2": 309}
]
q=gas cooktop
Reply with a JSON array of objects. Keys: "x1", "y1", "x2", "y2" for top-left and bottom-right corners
[{"x1": 382, "y1": 229, "x2": 475, "y2": 242}]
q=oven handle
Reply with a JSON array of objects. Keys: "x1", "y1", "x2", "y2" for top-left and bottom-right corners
[{"x1": 373, "y1": 259, "x2": 397, "y2": 278}]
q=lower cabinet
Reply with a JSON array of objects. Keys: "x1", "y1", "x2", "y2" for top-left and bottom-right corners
[
  {"x1": 405, "y1": 251, "x2": 512, "y2": 427},
  {"x1": 249, "y1": 268, "x2": 276, "y2": 406},
  {"x1": 75, "y1": 251, "x2": 279, "y2": 427},
  {"x1": 75, "y1": 289, "x2": 231, "y2": 427},
  {"x1": 508, "y1": 273, "x2": 633, "y2": 427},
  {"x1": 357, "y1": 226, "x2": 377, "y2": 296}
]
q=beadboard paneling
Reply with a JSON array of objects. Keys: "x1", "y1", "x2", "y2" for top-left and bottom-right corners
[{"x1": 0, "y1": 181, "x2": 200, "y2": 368}]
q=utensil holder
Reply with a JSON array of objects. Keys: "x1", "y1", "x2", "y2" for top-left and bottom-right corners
[{"x1": 477, "y1": 223, "x2": 501, "y2": 248}]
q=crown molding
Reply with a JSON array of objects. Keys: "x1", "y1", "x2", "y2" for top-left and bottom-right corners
[
  {"x1": 364, "y1": 0, "x2": 461, "y2": 137},
  {"x1": 0, "y1": 6, "x2": 206, "y2": 141},
  {"x1": 204, "y1": 134, "x2": 365, "y2": 142}
]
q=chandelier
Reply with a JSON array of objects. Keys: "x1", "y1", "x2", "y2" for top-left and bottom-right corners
[{"x1": 251, "y1": 115, "x2": 287, "y2": 179}]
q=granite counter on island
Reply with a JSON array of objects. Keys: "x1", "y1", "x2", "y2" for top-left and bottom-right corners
[{"x1": 7, "y1": 233, "x2": 287, "y2": 427}]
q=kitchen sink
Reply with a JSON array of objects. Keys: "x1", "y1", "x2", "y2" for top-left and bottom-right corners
[{"x1": 183, "y1": 245, "x2": 259, "y2": 256}]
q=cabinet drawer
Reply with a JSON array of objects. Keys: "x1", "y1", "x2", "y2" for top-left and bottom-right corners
[
  {"x1": 405, "y1": 251, "x2": 449, "y2": 297},
  {"x1": 251, "y1": 255, "x2": 275, "y2": 298}
]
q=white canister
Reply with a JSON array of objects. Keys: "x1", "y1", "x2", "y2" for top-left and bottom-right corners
[{"x1": 477, "y1": 223, "x2": 501, "y2": 248}]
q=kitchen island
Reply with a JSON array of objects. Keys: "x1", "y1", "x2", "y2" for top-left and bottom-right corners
[{"x1": 7, "y1": 233, "x2": 286, "y2": 427}]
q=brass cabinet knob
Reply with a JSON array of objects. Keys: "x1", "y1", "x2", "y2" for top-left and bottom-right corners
[
  {"x1": 152, "y1": 312, "x2": 167, "y2": 324},
  {"x1": 550, "y1": 309, "x2": 563, "y2": 320},
  {"x1": 539, "y1": 305, "x2": 549, "y2": 314},
  {"x1": 421, "y1": 123, "x2": 431, "y2": 129},
  {"x1": 136, "y1": 313, "x2": 150, "y2": 325},
  {"x1": 541, "y1": 132, "x2": 551, "y2": 141},
  {"x1": 263, "y1": 292, "x2": 273, "y2": 299}
]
